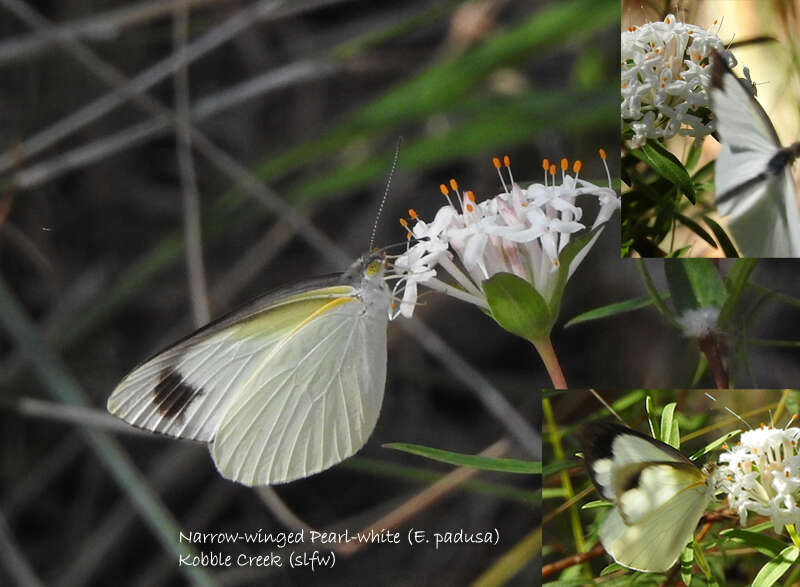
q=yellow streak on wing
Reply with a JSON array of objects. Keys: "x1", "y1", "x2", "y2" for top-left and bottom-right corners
[{"x1": 228, "y1": 286, "x2": 354, "y2": 341}]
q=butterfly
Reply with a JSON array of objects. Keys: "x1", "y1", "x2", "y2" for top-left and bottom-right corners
[
  {"x1": 710, "y1": 49, "x2": 800, "y2": 257},
  {"x1": 581, "y1": 421, "x2": 715, "y2": 572},
  {"x1": 107, "y1": 253, "x2": 391, "y2": 486}
]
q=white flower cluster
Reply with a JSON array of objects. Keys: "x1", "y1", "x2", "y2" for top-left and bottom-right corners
[
  {"x1": 622, "y1": 14, "x2": 731, "y2": 148},
  {"x1": 717, "y1": 424, "x2": 800, "y2": 532},
  {"x1": 389, "y1": 154, "x2": 619, "y2": 319}
]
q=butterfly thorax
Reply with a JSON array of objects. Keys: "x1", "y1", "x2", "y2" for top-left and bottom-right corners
[{"x1": 767, "y1": 144, "x2": 800, "y2": 176}]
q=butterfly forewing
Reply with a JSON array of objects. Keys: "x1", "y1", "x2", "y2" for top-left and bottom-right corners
[
  {"x1": 710, "y1": 50, "x2": 800, "y2": 256},
  {"x1": 107, "y1": 280, "x2": 359, "y2": 442}
]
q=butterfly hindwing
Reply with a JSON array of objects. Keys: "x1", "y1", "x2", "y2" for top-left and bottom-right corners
[{"x1": 210, "y1": 288, "x2": 389, "y2": 485}]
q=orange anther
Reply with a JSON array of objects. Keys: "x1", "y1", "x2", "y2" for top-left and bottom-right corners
[
  {"x1": 492, "y1": 156, "x2": 501, "y2": 169},
  {"x1": 503, "y1": 155, "x2": 510, "y2": 167},
  {"x1": 439, "y1": 183, "x2": 449, "y2": 196},
  {"x1": 466, "y1": 190, "x2": 476, "y2": 202},
  {"x1": 399, "y1": 218, "x2": 409, "y2": 228},
  {"x1": 598, "y1": 148, "x2": 607, "y2": 160},
  {"x1": 549, "y1": 164, "x2": 556, "y2": 176},
  {"x1": 449, "y1": 178, "x2": 459, "y2": 191},
  {"x1": 466, "y1": 203, "x2": 474, "y2": 212},
  {"x1": 573, "y1": 160, "x2": 582, "y2": 174},
  {"x1": 560, "y1": 158, "x2": 568, "y2": 171},
  {"x1": 542, "y1": 158, "x2": 549, "y2": 171},
  {"x1": 408, "y1": 209, "x2": 419, "y2": 219}
]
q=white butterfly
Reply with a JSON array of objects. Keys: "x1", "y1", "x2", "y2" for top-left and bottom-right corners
[
  {"x1": 107, "y1": 254, "x2": 390, "y2": 486},
  {"x1": 711, "y1": 49, "x2": 800, "y2": 257},
  {"x1": 582, "y1": 422, "x2": 716, "y2": 573}
]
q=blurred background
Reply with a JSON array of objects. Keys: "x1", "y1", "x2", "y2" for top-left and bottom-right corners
[{"x1": 0, "y1": 0, "x2": 620, "y2": 585}]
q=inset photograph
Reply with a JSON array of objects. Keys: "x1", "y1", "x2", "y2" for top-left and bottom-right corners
[
  {"x1": 621, "y1": 1, "x2": 800, "y2": 257},
  {"x1": 542, "y1": 389, "x2": 800, "y2": 584}
]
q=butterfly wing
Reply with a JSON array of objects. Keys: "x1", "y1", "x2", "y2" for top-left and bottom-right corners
[
  {"x1": 210, "y1": 282, "x2": 389, "y2": 485},
  {"x1": 722, "y1": 166, "x2": 800, "y2": 257},
  {"x1": 107, "y1": 277, "x2": 358, "y2": 442},
  {"x1": 582, "y1": 423, "x2": 712, "y2": 573},
  {"x1": 599, "y1": 468, "x2": 711, "y2": 573},
  {"x1": 711, "y1": 50, "x2": 800, "y2": 256}
]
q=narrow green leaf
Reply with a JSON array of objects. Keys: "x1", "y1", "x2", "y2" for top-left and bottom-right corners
[
  {"x1": 549, "y1": 226, "x2": 604, "y2": 319},
  {"x1": 681, "y1": 543, "x2": 695, "y2": 585},
  {"x1": 632, "y1": 140, "x2": 696, "y2": 203},
  {"x1": 564, "y1": 293, "x2": 670, "y2": 327},
  {"x1": 542, "y1": 460, "x2": 577, "y2": 476},
  {"x1": 689, "y1": 429, "x2": 740, "y2": 460},
  {"x1": 660, "y1": 402, "x2": 678, "y2": 447},
  {"x1": 719, "y1": 258, "x2": 757, "y2": 327},
  {"x1": 684, "y1": 136, "x2": 705, "y2": 172},
  {"x1": 664, "y1": 259, "x2": 728, "y2": 315},
  {"x1": 581, "y1": 500, "x2": 612, "y2": 510},
  {"x1": 720, "y1": 529, "x2": 788, "y2": 557},
  {"x1": 675, "y1": 213, "x2": 718, "y2": 248},
  {"x1": 383, "y1": 443, "x2": 541, "y2": 474},
  {"x1": 692, "y1": 535, "x2": 712, "y2": 578},
  {"x1": 482, "y1": 272, "x2": 551, "y2": 342},
  {"x1": 704, "y1": 215, "x2": 740, "y2": 257},
  {"x1": 752, "y1": 545, "x2": 800, "y2": 587}
]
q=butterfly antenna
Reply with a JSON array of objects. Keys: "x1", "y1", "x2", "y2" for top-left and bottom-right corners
[
  {"x1": 589, "y1": 390, "x2": 625, "y2": 424},
  {"x1": 369, "y1": 136, "x2": 404, "y2": 252},
  {"x1": 705, "y1": 393, "x2": 752, "y2": 429}
]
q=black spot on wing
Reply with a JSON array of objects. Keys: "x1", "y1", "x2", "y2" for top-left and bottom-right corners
[{"x1": 151, "y1": 370, "x2": 201, "y2": 420}]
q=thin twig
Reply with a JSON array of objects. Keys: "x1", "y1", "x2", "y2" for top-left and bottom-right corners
[
  {"x1": 173, "y1": 0, "x2": 210, "y2": 325},
  {"x1": 0, "y1": 0, "x2": 283, "y2": 173},
  {"x1": 0, "y1": 0, "x2": 238, "y2": 65},
  {"x1": 9, "y1": 59, "x2": 337, "y2": 190},
  {"x1": 6, "y1": 396, "x2": 155, "y2": 436},
  {"x1": 0, "y1": 510, "x2": 45, "y2": 587}
]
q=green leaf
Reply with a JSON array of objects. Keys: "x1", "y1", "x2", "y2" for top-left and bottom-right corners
[
  {"x1": 703, "y1": 216, "x2": 740, "y2": 257},
  {"x1": 564, "y1": 293, "x2": 670, "y2": 327},
  {"x1": 675, "y1": 213, "x2": 718, "y2": 249},
  {"x1": 752, "y1": 544, "x2": 800, "y2": 586},
  {"x1": 719, "y1": 259, "x2": 757, "y2": 327},
  {"x1": 684, "y1": 137, "x2": 705, "y2": 172},
  {"x1": 720, "y1": 529, "x2": 788, "y2": 558},
  {"x1": 681, "y1": 543, "x2": 695, "y2": 585},
  {"x1": 660, "y1": 402, "x2": 679, "y2": 448},
  {"x1": 383, "y1": 443, "x2": 541, "y2": 474},
  {"x1": 549, "y1": 226, "x2": 605, "y2": 320},
  {"x1": 483, "y1": 272, "x2": 552, "y2": 342},
  {"x1": 632, "y1": 140, "x2": 696, "y2": 204},
  {"x1": 581, "y1": 500, "x2": 612, "y2": 510},
  {"x1": 692, "y1": 535, "x2": 712, "y2": 578},
  {"x1": 542, "y1": 460, "x2": 577, "y2": 476},
  {"x1": 689, "y1": 429, "x2": 740, "y2": 460},
  {"x1": 664, "y1": 259, "x2": 728, "y2": 315}
]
